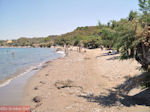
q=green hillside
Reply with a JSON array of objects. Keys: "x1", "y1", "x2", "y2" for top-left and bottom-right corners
[{"x1": 0, "y1": 26, "x2": 102, "y2": 49}]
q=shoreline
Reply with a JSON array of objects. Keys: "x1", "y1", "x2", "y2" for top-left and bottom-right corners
[
  {"x1": 0, "y1": 62, "x2": 44, "y2": 88},
  {"x1": 0, "y1": 49, "x2": 65, "y2": 105},
  {"x1": 21, "y1": 54, "x2": 66, "y2": 103},
  {"x1": 0, "y1": 47, "x2": 65, "y2": 88},
  {"x1": 22, "y1": 48, "x2": 150, "y2": 112}
]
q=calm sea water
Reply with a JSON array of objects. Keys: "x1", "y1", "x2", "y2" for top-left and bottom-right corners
[{"x1": 0, "y1": 48, "x2": 61, "y2": 86}]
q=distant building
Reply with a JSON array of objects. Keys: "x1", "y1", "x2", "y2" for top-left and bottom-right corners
[{"x1": 7, "y1": 40, "x2": 12, "y2": 44}]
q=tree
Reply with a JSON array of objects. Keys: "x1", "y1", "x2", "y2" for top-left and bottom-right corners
[
  {"x1": 107, "y1": 22, "x2": 110, "y2": 27},
  {"x1": 135, "y1": 0, "x2": 150, "y2": 71},
  {"x1": 111, "y1": 20, "x2": 117, "y2": 29},
  {"x1": 138, "y1": 0, "x2": 150, "y2": 14},
  {"x1": 98, "y1": 20, "x2": 102, "y2": 28},
  {"x1": 128, "y1": 10, "x2": 138, "y2": 21},
  {"x1": 139, "y1": 0, "x2": 150, "y2": 24},
  {"x1": 100, "y1": 19, "x2": 137, "y2": 56},
  {"x1": 101, "y1": 28, "x2": 116, "y2": 49}
]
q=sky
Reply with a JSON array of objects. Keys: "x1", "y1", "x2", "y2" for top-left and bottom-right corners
[{"x1": 0, "y1": 0, "x2": 139, "y2": 40}]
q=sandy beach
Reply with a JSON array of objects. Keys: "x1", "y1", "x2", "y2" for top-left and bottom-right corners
[{"x1": 22, "y1": 48, "x2": 150, "y2": 112}]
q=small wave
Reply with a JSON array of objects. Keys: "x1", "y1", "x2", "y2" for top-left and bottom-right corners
[
  {"x1": 0, "y1": 78, "x2": 12, "y2": 88},
  {"x1": 0, "y1": 62, "x2": 44, "y2": 88},
  {"x1": 56, "y1": 51, "x2": 66, "y2": 57}
]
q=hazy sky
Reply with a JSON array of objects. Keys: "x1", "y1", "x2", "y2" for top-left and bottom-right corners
[{"x1": 0, "y1": 0, "x2": 139, "y2": 40}]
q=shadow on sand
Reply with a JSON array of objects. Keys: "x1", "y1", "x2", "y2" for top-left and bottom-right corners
[
  {"x1": 106, "y1": 56, "x2": 120, "y2": 61},
  {"x1": 78, "y1": 72, "x2": 150, "y2": 107},
  {"x1": 96, "y1": 53, "x2": 119, "y2": 60}
]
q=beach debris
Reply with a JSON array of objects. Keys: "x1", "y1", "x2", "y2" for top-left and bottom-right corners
[
  {"x1": 40, "y1": 81, "x2": 46, "y2": 84},
  {"x1": 54, "y1": 79, "x2": 83, "y2": 90},
  {"x1": 55, "y1": 79, "x2": 74, "y2": 89},
  {"x1": 34, "y1": 86, "x2": 39, "y2": 90},
  {"x1": 84, "y1": 57, "x2": 91, "y2": 60},
  {"x1": 32, "y1": 96, "x2": 42, "y2": 103},
  {"x1": 45, "y1": 74, "x2": 49, "y2": 76}
]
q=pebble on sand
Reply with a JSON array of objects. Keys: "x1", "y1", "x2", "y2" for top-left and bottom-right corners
[{"x1": 33, "y1": 96, "x2": 42, "y2": 103}]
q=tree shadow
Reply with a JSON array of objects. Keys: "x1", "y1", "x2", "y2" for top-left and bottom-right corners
[
  {"x1": 96, "y1": 53, "x2": 119, "y2": 59},
  {"x1": 106, "y1": 56, "x2": 120, "y2": 60},
  {"x1": 78, "y1": 72, "x2": 150, "y2": 107}
]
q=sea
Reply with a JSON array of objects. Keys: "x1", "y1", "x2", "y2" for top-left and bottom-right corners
[{"x1": 0, "y1": 48, "x2": 63, "y2": 87}]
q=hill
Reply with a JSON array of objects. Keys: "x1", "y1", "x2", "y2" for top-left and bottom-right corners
[{"x1": 0, "y1": 26, "x2": 102, "y2": 49}]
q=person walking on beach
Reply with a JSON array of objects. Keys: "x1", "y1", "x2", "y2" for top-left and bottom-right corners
[{"x1": 64, "y1": 44, "x2": 69, "y2": 56}]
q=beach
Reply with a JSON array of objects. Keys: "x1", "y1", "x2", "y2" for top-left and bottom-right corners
[{"x1": 22, "y1": 48, "x2": 150, "y2": 112}]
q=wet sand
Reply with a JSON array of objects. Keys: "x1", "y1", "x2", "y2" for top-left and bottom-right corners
[
  {"x1": 0, "y1": 69, "x2": 38, "y2": 105},
  {"x1": 22, "y1": 48, "x2": 150, "y2": 112}
]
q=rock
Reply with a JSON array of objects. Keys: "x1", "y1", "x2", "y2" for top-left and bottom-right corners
[
  {"x1": 33, "y1": 96, "x2": 42, "y2": 103},
  {"x1": 40, "y1": 81, "x2": 46, "y2": 84},
  {"x1": 45, "y1": 74, "x2": 49, "y2": 76},
  {"x1": 34, "y1": 86, "x2": 39, "y2": 90}
]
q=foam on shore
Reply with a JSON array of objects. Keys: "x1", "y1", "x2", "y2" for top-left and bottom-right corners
[
  {"x1": 0, "y1": 62, "x2": 44, "y2": 88},
  {"x1": 56, "y1": 50, "x2": 66, "y2": 57}
]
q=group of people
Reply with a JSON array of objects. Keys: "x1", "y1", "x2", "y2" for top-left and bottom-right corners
[{"x1": 63, "y1": 44, "x2": 86, "y2": 55}]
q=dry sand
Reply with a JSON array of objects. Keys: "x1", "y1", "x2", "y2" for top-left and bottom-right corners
[{"x1": 22, "y1": 48, "x2": 150, "y2": 112}]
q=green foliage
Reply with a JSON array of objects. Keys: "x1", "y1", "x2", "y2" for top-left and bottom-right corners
[
  {"x1": 82, "y1": 36, "x2": 101, "y2": 49},
  {"x1": 141, "y1": 13, "x2": 150, "y2": 24},
  {"x1": 110, "y1": 20, "x2": 117, "y2": 29},
  {"x1": 98, "y1": 0, "x2": 150, "y2": 71},
  {"x1": 52, "y1": 26, "x2": 101, "y2": 48},
  {"x1": 138, "y1": 0, "x2": 150, "y2": 14},
  {"x1": 138, "y1": 0, "x2": 150, "y2": 24},
  {"x1": 100, "y1": 28, "x2": 116, "y2": 48},
  {"x1": 100, "y1": 19, "x2": 138, "y2": 59},
  {"x1": 128, "y1": 10, "x2": 138, "y2": 21},
  {"x1": 98, "y1": 20, "x2": 102, "y2": 28},
  {"x1": 141, "y1": 73, "x2": 150, "y2": 89}
]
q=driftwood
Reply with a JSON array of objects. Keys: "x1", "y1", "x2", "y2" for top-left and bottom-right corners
[{"x1": 54, "y1": 79, "x2": 83, "y2": 90}]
